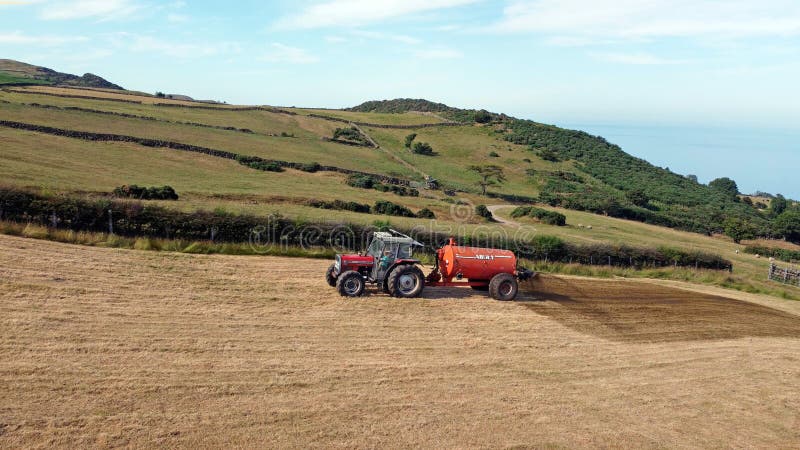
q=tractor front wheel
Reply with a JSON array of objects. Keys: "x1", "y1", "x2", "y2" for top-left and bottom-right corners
[
  {"x1": 387, "y1": 265, "x2": 425, "y2": 298},
  {"x1": 489, "y1": 273, "x2": 518, "y2": 301},
  {"x1": 325, "y1": 264, "x2": 337, "y2": 287},
  {"x1": 336, "y1": 270, "x2": 365, "y2": 297}
]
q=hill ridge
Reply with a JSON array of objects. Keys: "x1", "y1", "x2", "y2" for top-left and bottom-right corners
[{"x1": 0, "y1": 59, "x2": 123, "y2": 89}]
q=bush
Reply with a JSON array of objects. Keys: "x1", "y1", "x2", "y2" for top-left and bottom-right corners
[
  {"x1": 306, "y1": 199, "x2": 371, "y2": 213},
  {"x1": 235, "y1": 155, "x2": 284, "y2": 172},
  {"x1": 538, "y1": 148, "x2": 560, "y2": 162},
  {"x1": 333, "y1": 127, "x2": 369, "y2": 145},
  {"x1": 416, "y1": 208, "x2": 436, "y2": 219},
  {"x1": 112, "y1": 185, "x2": 178, "y2": 200},
  {"x1": 298, "y1": 162, "x2": 321, "y2": 173},
  {"x1": 404, "y1": 133, "x2": 417, "y2": 148},
  {"x1": 373, "y1": 200, "x2": 416, "y2": 218},
  {"x1": 412, "y1": 142, "x2": 435, "y2": 156},
  {"x1": 346, "y1": 175, "x2": 418, "y2": 197},
  {"x1": 626, "y1": 189, "x2": 649, "y2": 207},
  {"x1": 488, "y1": 151, "x2": 500, "y2": 158},
  {"x1": 511, "y1": 206, "x2": 566, "y2": 226},
  {"x1": 346, "y1": 174, "x2": 376, "y2": 189},
  {"x1": 474, "y1": 110, "x2": 492, "y2": 124},
  {"x1": 475, "y1": 204, "x2": 493, "y2": 221}
]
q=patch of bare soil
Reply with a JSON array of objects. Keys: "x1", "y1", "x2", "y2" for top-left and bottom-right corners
[{"x1": 522, "y1": 275, "x2": 800, "y2": 342}]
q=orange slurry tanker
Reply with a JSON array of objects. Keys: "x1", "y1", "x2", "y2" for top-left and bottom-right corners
[{"x1": 325, "y1": 230, "x2": 534, "y2": 301}]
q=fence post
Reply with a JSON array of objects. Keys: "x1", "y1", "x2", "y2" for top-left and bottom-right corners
[
  {"x1": 769, "y1": 263, "x2": 774, "y2": 281},
  {"x1": 108, "y1": 209, "x2": 113, "y2": 235}
]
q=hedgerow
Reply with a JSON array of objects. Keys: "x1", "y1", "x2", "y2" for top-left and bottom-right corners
[
  {"x1": 112, "y1": 185, "x2": 178, "y2": 200},
  {"x1": 0, "y1": 187, "x2": 732, "y2": 271}
]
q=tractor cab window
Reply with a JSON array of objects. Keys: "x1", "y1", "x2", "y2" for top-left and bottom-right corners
[
  {"x1": 397, "y1": 244, "x2": 412, "y2": 259},
  {"x1": 366, "y1": 239, "x2": 383, "y2": 258}
]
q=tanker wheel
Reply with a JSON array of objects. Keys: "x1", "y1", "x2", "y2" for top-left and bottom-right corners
[
  {"x1": 325, "y1": 264, "x2": 337, "y2": 287},
  {"x1": 336, "y1": 270, "x2": 365, "y2": 297},
  {"x1": 387, "y1": 265, "x2": 425, "y2": 298},
  {"x1": 489, "y1": 273, "x2": 518, "y2": 301}
]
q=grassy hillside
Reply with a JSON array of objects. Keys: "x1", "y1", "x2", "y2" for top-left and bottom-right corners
[
  {"x1": 0, "y1": 72, "x2": 51, "y2": 86},
  {"x1": 1, "y1": 84, "x2": 798, "y2": 300},
  {"x1": 0, "y1": 59, "x2": 122, "y2": 89}
]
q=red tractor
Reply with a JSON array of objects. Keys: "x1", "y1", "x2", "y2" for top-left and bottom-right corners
[{"x1": 325, "y1": 230, "x2": 534, "y2": 300}]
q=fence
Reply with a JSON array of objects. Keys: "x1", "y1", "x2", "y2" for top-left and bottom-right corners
[{"x1": 769, "y1": 263, "x2": 800, "y2": 286}]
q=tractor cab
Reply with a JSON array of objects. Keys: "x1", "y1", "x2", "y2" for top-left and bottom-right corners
[
  {"x1": 365, "y1": 232, "x2": 418, "y2": 281},
  {"x1": 326, "y1": 230, "x2": 425, "y2": 297}
]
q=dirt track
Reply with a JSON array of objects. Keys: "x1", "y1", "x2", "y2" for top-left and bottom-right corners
[{"x1": 1, "y1": 234, "x2": 799, "y2": 448}]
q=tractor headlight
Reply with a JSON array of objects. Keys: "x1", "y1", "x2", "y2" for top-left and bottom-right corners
[{"x1": 334, "y1": 255, "x2": 341, "y2": 272}]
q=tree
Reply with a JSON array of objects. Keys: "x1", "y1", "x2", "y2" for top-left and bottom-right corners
[
  {"x1": 770, "y1": 194, "x2": 788, "y2": 217},
  {"x1": 686, "y1": 174, "x2": 699, "y2": 183},
  {"x1": 155, "y1": 91, "x2": 166, "y2": 98},
  {"x1": 723, "y1": 217, "x2": 755, "y2": 244},
  {"x1": 774, "y1": 209, "x2": 800, "y2": 243},
  {"x1": 468, "y1": 165, "x2": 506, "y2": 195},
  {"x1": 626, "y1": 189, "x2": 649, "y2": 207},
  {"x1": 709, "y1": 177, "x2": 739, "y2": 199},
  {"x1": 404, "y1": 133, "x2": 417, "y2": 148}
]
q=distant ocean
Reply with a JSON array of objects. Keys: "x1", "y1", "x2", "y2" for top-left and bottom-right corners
[{"x1": 555, "y1": 122, "x2": 800, "y2": 200}]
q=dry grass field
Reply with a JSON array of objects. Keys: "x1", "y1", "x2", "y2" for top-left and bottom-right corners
[{"x1": 2, "y1": 234, "x2": 799, "y2": 448}]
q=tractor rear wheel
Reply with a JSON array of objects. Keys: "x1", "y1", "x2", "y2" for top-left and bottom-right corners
[
  {"x1": 387, "y1": 265, "x2": 425, "y2": 298},
  {"x1": 336, "y1": 270, "x2": 365, "y2": 297},
  {"x1": 489, "y1": 273, "x2": 518, "y2": 301},
  {"x1": 325, "y1": 264, "x2": 337, "y2": 287}
]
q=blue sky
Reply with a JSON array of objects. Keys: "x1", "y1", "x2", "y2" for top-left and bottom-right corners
[{"x1": 2, "y1": 0, "x2": 799, "y2": 196}]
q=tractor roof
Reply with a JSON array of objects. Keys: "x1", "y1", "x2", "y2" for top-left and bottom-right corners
[{"x1": 373, "y1": 231, "x2": 423, "y2": 246}]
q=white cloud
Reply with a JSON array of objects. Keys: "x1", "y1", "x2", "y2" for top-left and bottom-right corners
[
  {"x1": 414, "y1": 48, "x2": 463, "y2": 59},
  {"x1": 126, "y1": 35, "x2": 241, "y2": 58},
  {"x1": 351, "y1": 30, "x2": 421, "y2": 45},
  {"x1": 40, "y1": 0, "x2": 142, "y2": 21},
  {"x1": 490, "y1": 0, "x2": 800, "y2": 39},
  {"x1": 274, "y1": 0, "x2": 480, "y2": 29},
  {"x1": 0, "y1": 31, "x2": 88, "y2": 46},
  {"x1": 261, "y1": 43, "x2": 319, "y2": 64},
  {"x1": 591, "y1": 52, "x2": 689, "y2": 65}
]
